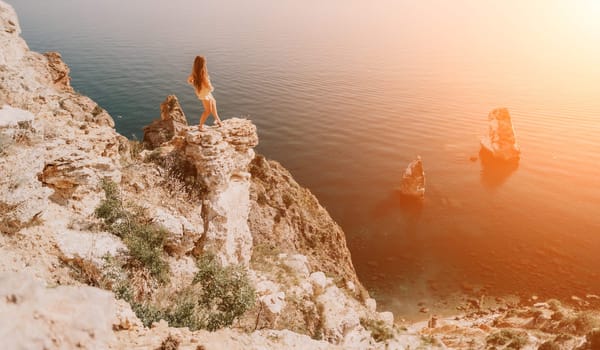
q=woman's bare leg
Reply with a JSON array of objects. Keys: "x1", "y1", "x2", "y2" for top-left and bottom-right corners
[
  {"x1": 209, "y1": 97, "x2": 223, "y2": 126},
  {"x1": 198, "y1": 99, "x2": 211, "y2": 130}
]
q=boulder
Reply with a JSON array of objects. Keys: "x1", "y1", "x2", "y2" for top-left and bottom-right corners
[
  {"x1": 260, "y1": 291, "x2": 286, "y2": 323},
  {"x1": 398, "y1": 156, "x2": 425, "y2": 199},
  {"x1": 316, "y1": 285, "x2": 363, "y2": 344},
  {"x1": 279, "y1": 253, "x2": 310, "y2": 278},
  {"x1": 143, "y1": 95, "x2": 188, "y2": 149},
  {"x1": 0, "y1": 105, "x2": 34, "y2": 128},
  {"x1": 480, "y1": 107, "x2": 520, "y2": 162},
  {"x1": 55, "y1": 229, "x2": 127, "y2": 266},
  {"x1": 0, "y1": 272, "x2": 120, "y2": 349},
  {"x1": 150, "y1": 207, "x2": 203, "y2": 257},
  {"x1": 310, "y1": 271, "x2": 328, "y2": 295}
]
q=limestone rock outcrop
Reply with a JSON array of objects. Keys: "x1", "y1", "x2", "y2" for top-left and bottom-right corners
[
  {"x1": 398, "y1": 156, "x2": 425, "y2": 199},
  {"x1": 142, "y1": 95, "x2": 188, "y2": 149},
  {"x1": 177, "y1": 118, "x2": 258, "y2": 266},
  {"x1": 0, "y1": 272, "x2": 128, "y2": 349},
  {"x1": 43, "y1": 52, "x2": 73, "y2": 92},
  {"x1": 0, "y1": 104, "x2": 34, "y2": 128},
  {"x1": 248, "y1": 154, "x2": 366, "y2": 297},
  {"x1": 480, "y1": 107, "x2": 521, "y2": 162}
]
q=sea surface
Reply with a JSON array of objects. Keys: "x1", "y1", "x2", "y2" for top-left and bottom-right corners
[{"x1": 10, "y1": 0, "x2": 600, "y2": 318}]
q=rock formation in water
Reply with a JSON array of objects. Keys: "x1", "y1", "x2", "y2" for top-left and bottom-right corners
[
  {"x1": 398, "y1": 156, "x2": 426, "y2": 199},
  {"x1": 3, "y1": 1, "x2": 600, "y2": 349},
  {"x1": 480, "y1": 107, "x2": 521, "y2": 162}
]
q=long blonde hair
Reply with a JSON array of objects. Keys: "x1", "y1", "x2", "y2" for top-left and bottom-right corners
[{"x1": 191, "y1": 55, "x2": 212, "y2": 92}]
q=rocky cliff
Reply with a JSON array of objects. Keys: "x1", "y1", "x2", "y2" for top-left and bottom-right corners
[
  {"x1": 2, "y1": 2, "x2": 600, "y2": 349},
  {"x1": 0, "y1": 1, "x2": 390, "y2": 348}
]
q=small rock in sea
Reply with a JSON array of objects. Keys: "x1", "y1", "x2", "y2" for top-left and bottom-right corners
[
  {"x1": 586, "y1": 294, "x2": 600, "y2": 300},
  {"x1": 398, "y1": 156, "x2": 425, "y2": 199},
  {"x1": 469, "y1": 155, "x2": 478, "y2": 162},
  {"x1": 531, "y1": 295, "x2": 539, "y2": 301},
  {"x1": 480, "y1": 107, "x2": 521, "y2": 162},
  {"x1": 427, "y1": 315, "x2": 437, "y2": 328},
  {"x1": 419, "y1": 307, "x2": 429, "y2": 313}
]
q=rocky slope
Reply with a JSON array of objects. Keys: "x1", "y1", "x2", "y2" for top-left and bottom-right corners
[
  {"x1": 0, "y1": 1, "x2": 389, "y2": 348},
  {"x1": 1, "y1": 1, "x2": 600, "y2": 349}
]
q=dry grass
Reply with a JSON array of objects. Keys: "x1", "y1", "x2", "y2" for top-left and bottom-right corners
[
  {"x1": 129, "y1": 139, "x2": 144, "y2": 161},
  {"x1": 156, "y1": 334, "x2": 181, "y2": 350},
  {"x1": 144, "y1": 150, "x2": 206, "y2": 202},
  {"x1": 59, "y1": 255, "x2": 103, "y2": 287}
]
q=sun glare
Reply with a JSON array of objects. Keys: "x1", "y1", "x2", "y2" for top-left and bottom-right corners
[{"x1": 571, "y1": 0, "x2": 600, "y2": 37}]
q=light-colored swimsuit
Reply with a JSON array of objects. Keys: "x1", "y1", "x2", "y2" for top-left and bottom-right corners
[{"x1": 191, "y1": 77, "x2": 215, "y2": 101}]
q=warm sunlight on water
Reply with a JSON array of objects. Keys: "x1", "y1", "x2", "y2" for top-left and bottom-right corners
[{"x1": 11, "y1": 0, "x2": 600, "y2": 318}]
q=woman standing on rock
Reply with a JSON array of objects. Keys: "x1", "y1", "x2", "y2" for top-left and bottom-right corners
[{"x1": 187, "y1": 55, "x2": 223, "y2": 130}]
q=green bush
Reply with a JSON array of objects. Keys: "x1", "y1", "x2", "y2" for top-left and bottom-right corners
[
  {"x1": 95, "y1": 178, "x2": 169, "y2": 283},
  {"x1": 193, "y1": 254, "x2": 256, "y2": 331},
  {"x1": 360, "y1": 318, "x2": 394, "y2": 342},
  {"x1": 115, "y1": 254, "x2": 255, "y2": 331},
  {"x1": 96, "y1": 180, "x2": 254, "y2": 332},
  {"x1": 95, "y1": 178, "x2": 126, "y2": 226}
]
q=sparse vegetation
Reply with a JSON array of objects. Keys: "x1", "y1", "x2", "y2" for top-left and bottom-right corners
[
  {"x1": 193, "y1": 253, "x2": 256, "y2": 331},
  {"x1": 95, "y1": 178, "x2": 170, "y2": 283},
  {"x1": 128, "y1": 139, "x2": 144, "y2": 160},
  {"x1": 360, "y1": 318, "x2": 394, "y2": 342},
  {"x1": 59, "y1": 255, "x2": 103, "y2": 287},
  {"x1": 144, "y1": 150, "x2": 206, "y2": 201},
  {"x1": 102, "y1": 251, "x2": 254, "y2": 331},
  {"x1": 156, "y1": 334, "x2": 181, "y2": 350},
  {"x1": 486, "y1": 329, "x2": 528, "y2": 349}
]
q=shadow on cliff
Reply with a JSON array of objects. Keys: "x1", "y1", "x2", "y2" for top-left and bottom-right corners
[{"x1": 479, "y1": 149, "x2": 519, "y2": 189}]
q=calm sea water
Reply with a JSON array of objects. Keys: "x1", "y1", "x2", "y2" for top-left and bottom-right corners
[{"x1": 11, "y1": 0, "x2": 600, "y2": 317}]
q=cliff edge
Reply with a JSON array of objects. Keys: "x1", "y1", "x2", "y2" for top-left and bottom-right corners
[
  {"x1": 2, "y1": 2, "x2": 600, "y2": 349},
  {"x1": 0, "y1": 1, "x2": 390, "y2": 348}
]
